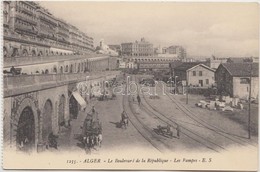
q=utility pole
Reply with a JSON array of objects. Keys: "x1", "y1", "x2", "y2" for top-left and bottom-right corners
[
  {"x1": 175, "y1": 76, "x2": 178, "y2": 95},
  {"x1": 186, "y1": 81, "x2": 188, "y2": 104},
  {"x1": 186, "y1": 73, "x2": 188, "y2": 104},
  {"x1": 248, "y1": 59, "x2": 253, "y2": 139}
]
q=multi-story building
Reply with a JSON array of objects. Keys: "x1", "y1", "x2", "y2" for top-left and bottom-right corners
[
  {"x1": 36, "y1": 6, "x2": 57, "y2": 41},
  {"x1": 164, "y1": 46, "x2": 186, "y2": 59},
  {"x1": 154, "y1": 45, "x2": 187, "y2": 59},
  {"x1": 56, "y1": 18, "x2": 70, "y2": 45},
  {"x1": 9, "y1": 1, "x2": 39, "y2": 37},
  {"x1": 3, "y1": 1, "x2": 11, "y2": 30},
  {"x1": 121, "y1": 38, "x2": 153, "y2": 57},
  {"x1": 3, "y1": 1, "x2": 95, "y2": 59}
]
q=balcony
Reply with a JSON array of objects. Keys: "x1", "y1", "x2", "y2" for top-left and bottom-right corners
[
  {"x1": 15, "y1": 12, "x2": 37, "y2": 25},
  {"x1": 19, "y1": 5, "x2": 34, "y2": 15},
  {"x1": 39, "y1": 15, "x2": 57, "y2": 26},
  {"x1": 57, "y1": 30, "x2": 69, "y2": 37},
  {"x1": 14, "y1": 23, "x2": 37, "y2": 35}
]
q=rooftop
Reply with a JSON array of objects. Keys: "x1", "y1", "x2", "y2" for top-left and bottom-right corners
[
  {"x1": 173, "y1": 62, "x2": 205, "y2": 71},
  {"x1": 221, "y1": 63, "x2": 259, "y2": 77}
]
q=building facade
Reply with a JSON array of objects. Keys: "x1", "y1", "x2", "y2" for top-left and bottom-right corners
[
  {"x1": 215, "y1": 63, "x2": 259, "y2": 99},
  {"x1": 121, "y1": 38, "x2": 153, "y2": 57},
  {"x1": 3, "y1": 1, "x2": 94, "y2": 59},
  {"x1": 154, "y1": 45, "x2": 186, "y2": 59},
  {"x1": 174, "y1": 63, "x2": 215, "y2": 87},
  {"x1": 186, "y1": 64, "x2": 215, "y2": 87}
]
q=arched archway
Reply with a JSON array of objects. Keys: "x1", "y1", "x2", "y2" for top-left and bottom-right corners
[
  {"x1": 58, "y1": 95, "x2": 66, "y2": 131},
  {"x1": 42, "y1": 100, "x2": 53, "y2": 142},
  {"x1": 45, "y1": 69, "x2": 49, "y2": 74},
  {"x1": 11, "y1": 48, "x2": 19, "y2": 57},
  {"x1": 65, "y1": 65, "x2": 68, "y2": 72},
  {"x1": 22, "y1": 49, "x2": 28, "y2": 56},
  {"x1": 3, "y1": 46, "x2": 8, "y2": 58},
  {"x1": 77, "y1": 64, "x2": 80, "y2": 73},
  {"x1": 16, "y1": 106, "x2": 35, "y2": 152},
  {"x1": 70, "y1": 64, "x2": 73, "y2": 73},
  {"x1": 69, "y1": 91, "x2": 78, "y2": 119},
  {"x1": 38, "y1": 51, "x2": 43, "y2": 56},
  {"x1": 60, "y1": 66, "x2": 63, "y2": 73},
  {"x1": 53, "y1": 66, "x2": 57, "y2": 73},
  {"x1": 32, "y1": 50, "x2": 36, "y2": 56}
]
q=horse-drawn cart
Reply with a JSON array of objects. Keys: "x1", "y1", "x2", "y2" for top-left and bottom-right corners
[
  {"x1": 81, "y1": 112, "x2": 102, "y2": 153},
  {"x1": 154, "y1": 125, "x2": 174, "y2": 138}
]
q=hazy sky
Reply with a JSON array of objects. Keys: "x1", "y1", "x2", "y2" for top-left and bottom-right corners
[{"x1": 39, "y1": 2, "x2": 259, "y2": 57}]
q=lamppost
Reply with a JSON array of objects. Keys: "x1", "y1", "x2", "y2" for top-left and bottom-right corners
[{"x1": 175, "y1": 76, "x2": 178, "y2": 95}]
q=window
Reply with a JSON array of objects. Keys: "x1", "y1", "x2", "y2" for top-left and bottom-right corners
[
  {"x1": 206, "y1": 79, "x2": 209, "y2": 84},
  {"x1": 240, "y1": 78, "x2": 250, "y2": 84},
  {"x1": 199, "y1": 71, "x2": 202, "y2": 76},
  {"x1": 193, "y1": 71, "x2": 196, "y2": 76}
]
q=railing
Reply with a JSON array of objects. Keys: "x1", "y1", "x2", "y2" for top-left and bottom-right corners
[
  {"x1": 4, "y1": 71, "x2": 118, "y2": 90},
  {"x1": 4, "y1": 32, "x2": 93, "y2": 51},
  {"x1": 3, "y1": 54, "x2": 107, "y2": 67},
  {"x1": 15, "y1": 12, "x2": 37, "y2": 25},
  {"x1": 20, "y1": 5, "x2": 34, "y2": 15},
  {"x1": 39, "y1": 15, "x2": 57, "y2": 26},
  {"x1": 14, "y1": 24, "x2": 37, "y2": 34}
]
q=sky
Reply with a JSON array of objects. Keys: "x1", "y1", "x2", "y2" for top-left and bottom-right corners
[{"x1": 39, "y1": 2, "x2": 259, "y2": 58}]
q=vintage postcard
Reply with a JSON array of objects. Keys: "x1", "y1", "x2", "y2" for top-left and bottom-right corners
[{"x1": 1, "y1": 1, "x2": 259, "y2": 171}]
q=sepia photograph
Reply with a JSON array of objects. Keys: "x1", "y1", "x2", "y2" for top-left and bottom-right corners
[{"x1": 1, "y1": 1, "x2": 259, "y2": 171}]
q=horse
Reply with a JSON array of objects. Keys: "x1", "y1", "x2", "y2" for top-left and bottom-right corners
[
  {"x1": 83, "y1": 134, "x2": 95, "y2": 154},
  {"x1": 95, "y1": 133, "x2": 102, "y2": 147}
]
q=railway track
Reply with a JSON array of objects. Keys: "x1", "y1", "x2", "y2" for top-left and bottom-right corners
[
  {"x1": 132, "y1": 76, "x2": 222, "y2": 152},
  {"x1": 158, "y1": 83, "x2": 257, "y2": 148},
  {"x1": 122, "y1": 87, "x2": 170, "y2": 153}
]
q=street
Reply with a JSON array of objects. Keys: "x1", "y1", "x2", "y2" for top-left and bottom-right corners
[{"x1": 55, "y1": 74, "x2": 258, "y2": 154}]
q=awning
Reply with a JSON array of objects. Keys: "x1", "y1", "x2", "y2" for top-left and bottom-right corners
[{"x1": 72, "y1": 91, "x2": 87, "y2": 108}]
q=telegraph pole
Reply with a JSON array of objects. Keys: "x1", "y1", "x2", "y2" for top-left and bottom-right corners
[{"x1": 248, "y1": 60, "x2": 252, "y2": 139}]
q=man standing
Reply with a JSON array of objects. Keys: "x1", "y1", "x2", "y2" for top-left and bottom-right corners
[
  {"x1": 137, "y1": 95, "x2": 141, "y2": 106},
  {"x1": 176, "y1": 124, "x2": 180, "y2": 139},
  {"x1": 121, "y1": 110, "x2": 128, "y2": 121}
]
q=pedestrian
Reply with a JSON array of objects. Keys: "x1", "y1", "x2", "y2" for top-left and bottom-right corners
[
  {"x1": 176, "y1": 124, "x2": 180, "y2": 139},
  {"x1": 91, "y1": 106, "x2": 96, "y2": 114},
  {"x1": 137, "y1": 94, "x2": 141, "y2": 105},
  {"x1": 10, "y1": 66, "x2": 16, "y2": 75}
]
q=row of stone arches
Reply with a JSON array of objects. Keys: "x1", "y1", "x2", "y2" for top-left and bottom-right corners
[
  {"x1": 14, "y1": 94, "x2": 67, "y2": 152},
  {"x1": 3, "y1": 46, "x2": 74, "y2": 58},
  {"x1": 4, "y1": 46, "x2": 44, "y2": 58},
  {"x1": 131, "y1": 58, "x2": 175, "y2": 62},
  {"x1": 48, "y1": 62, "x2": 87, "y2": 74}
]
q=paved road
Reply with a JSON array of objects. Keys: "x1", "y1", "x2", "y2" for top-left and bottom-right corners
[{"x1": 57, "y1": 95, "x2": 158, "y2": 154}]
